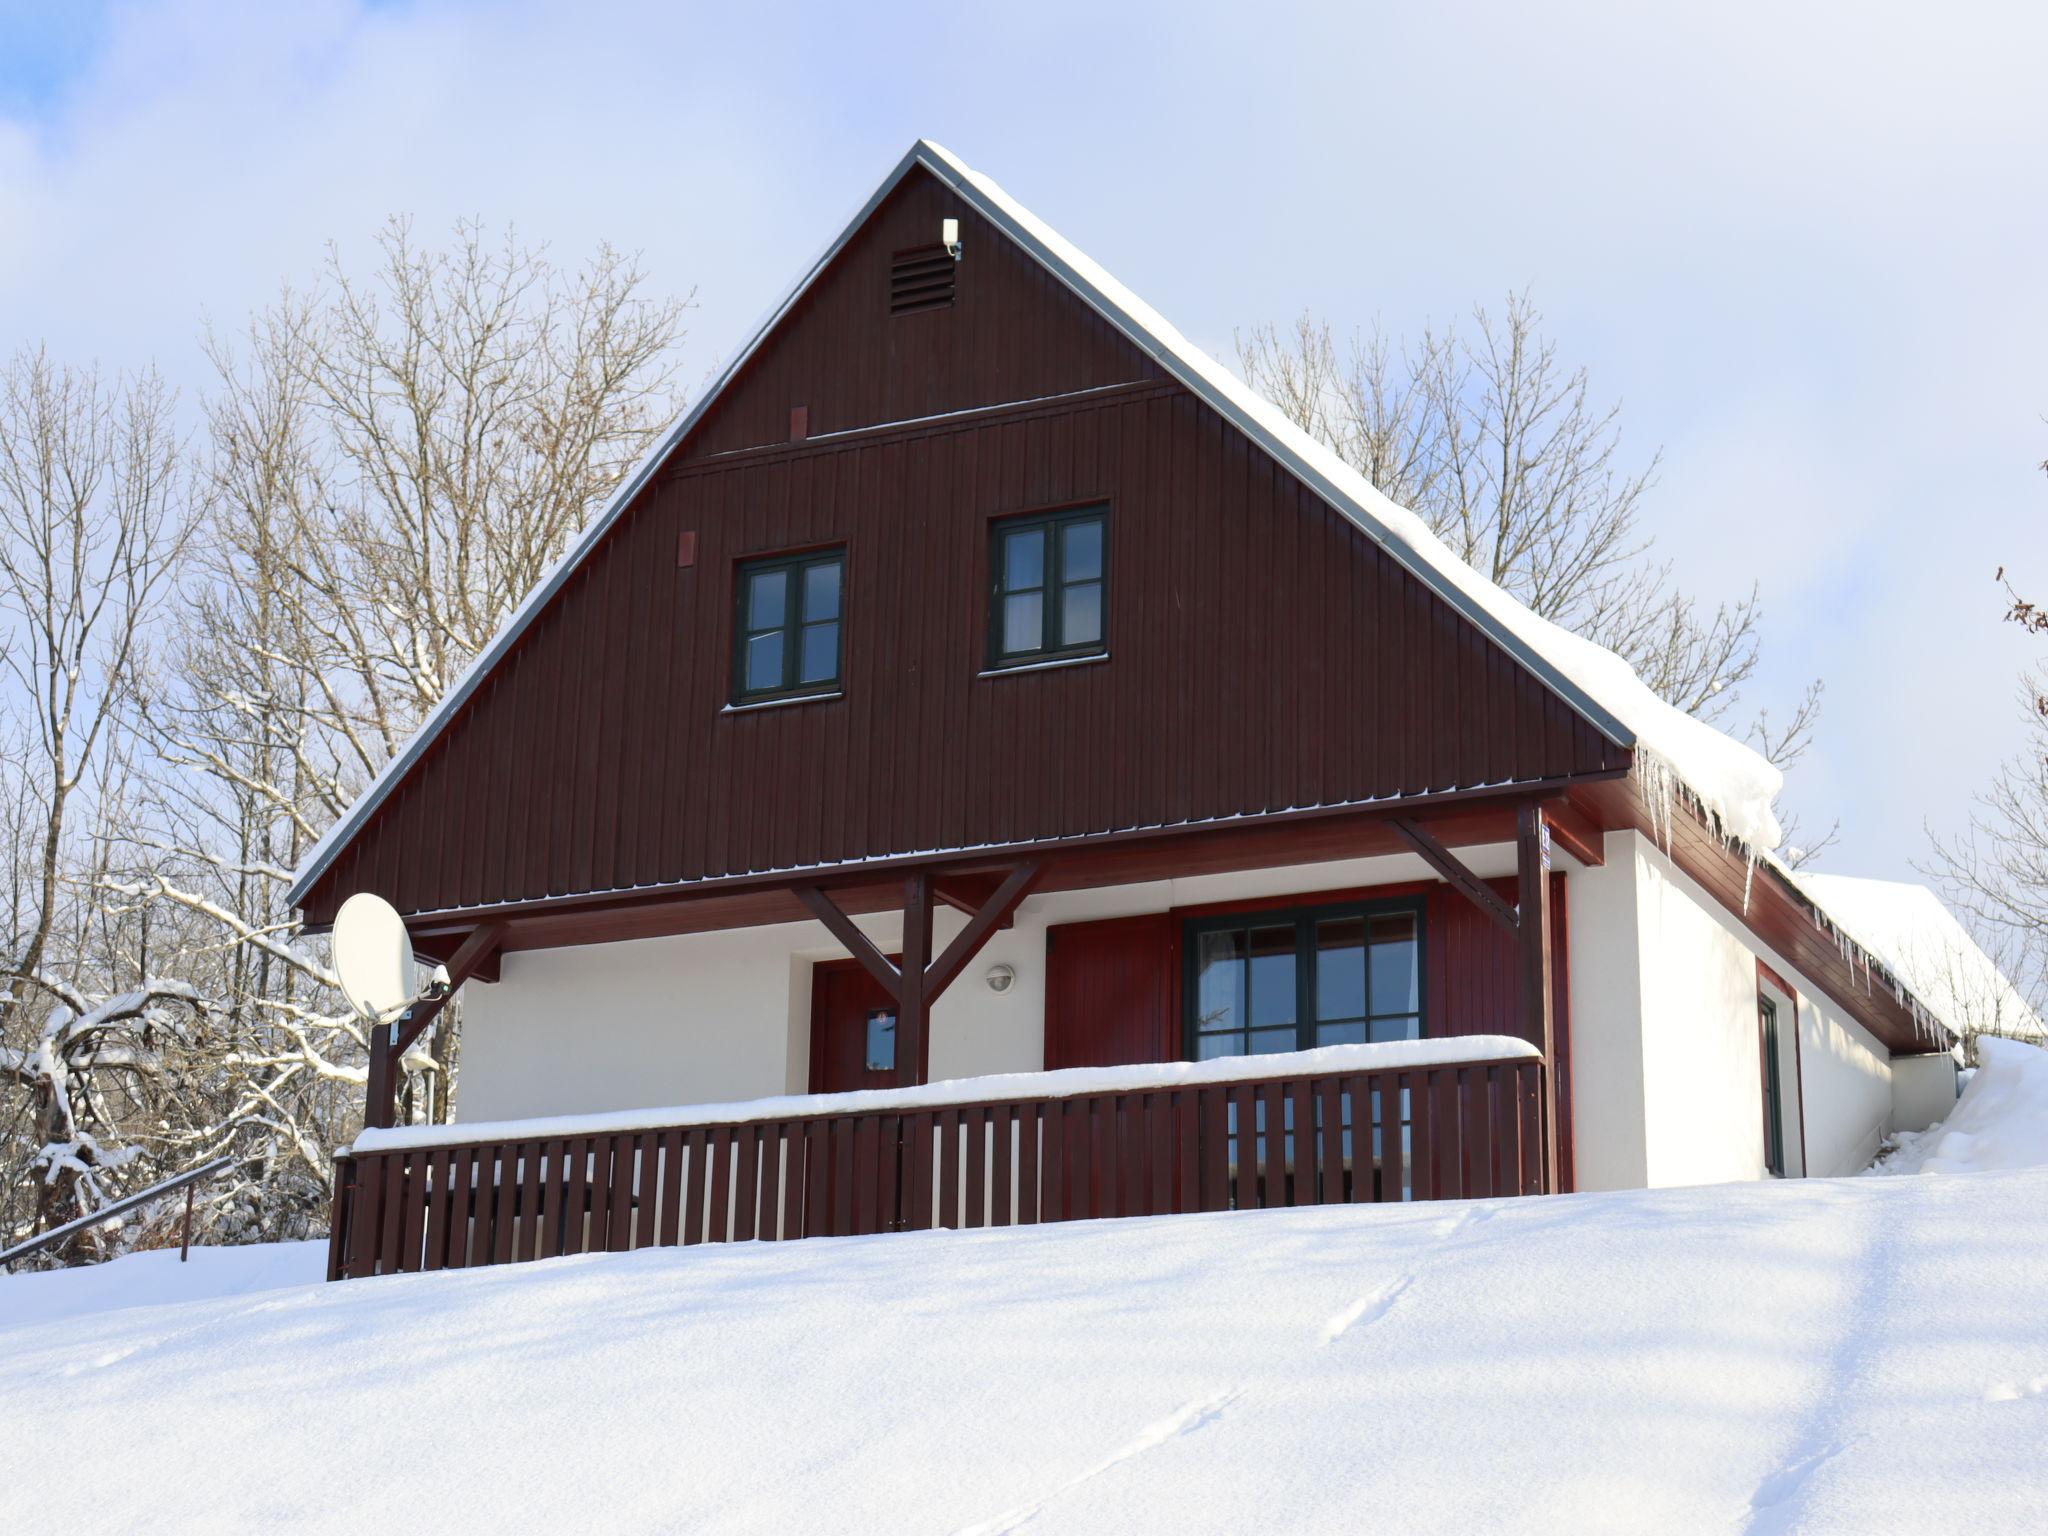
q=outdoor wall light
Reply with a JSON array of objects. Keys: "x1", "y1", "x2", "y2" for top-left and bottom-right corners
[{"x1": 984, "y1": 962, "x2": 1016, "y2": 995}]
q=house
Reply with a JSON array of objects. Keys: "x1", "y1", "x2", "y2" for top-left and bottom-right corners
[{"x1": 293, "y1": 141, "x2": 1983, "y2": 1278}]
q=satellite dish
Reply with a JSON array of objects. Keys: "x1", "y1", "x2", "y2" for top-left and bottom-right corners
[{"x1": 332, "y1": 892, "x2": 417, "y2": 1024}]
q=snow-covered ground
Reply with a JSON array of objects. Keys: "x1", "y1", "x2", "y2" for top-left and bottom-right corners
[{"x1": 5, "y1": 1048, "x2": 2046, "y2": 1535}]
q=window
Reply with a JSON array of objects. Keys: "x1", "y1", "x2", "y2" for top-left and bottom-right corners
[
  {"x1": 1185, "y1": 897, "x2": 1424, "y2": 1204},
  {"x1": 733, "y1": 549, "x2": 843, "y2": 704},
  {"x1": 988, "y1": 506, "x2": 1106, "y2": 667},
  {"x1": 1759, "y1": 995, "x2": 1786, "y2": 1177},
  {"x1": 864, "y1": 1009, "x2": 897, "y2": 1073},
  {"x1": 1186, "y1": 902, "x2": 1422, "y2": 1061}
]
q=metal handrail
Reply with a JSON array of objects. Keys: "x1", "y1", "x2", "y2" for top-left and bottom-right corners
[{"x1": 0, "y1": 1155, "x2": 235, "y2": 1271}]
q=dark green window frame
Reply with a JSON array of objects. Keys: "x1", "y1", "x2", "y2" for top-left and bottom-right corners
[
  {"x1": 732, "y1": 548, "x2": 844, "y2": 705},
  {"x1": 1181, "y1": 895, "x2": 1427, "y2": 1061},
  {"x1": 987, "y1": 505, "x2": 1107, "y2": 668},
  {"x1": 1759, "y1": 995, "x2": 1786, "y2": 1177}
]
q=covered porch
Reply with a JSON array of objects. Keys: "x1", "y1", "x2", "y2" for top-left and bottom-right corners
[{"x1": 330, "y1": 786, "x2": 1587, "y2": 1279}]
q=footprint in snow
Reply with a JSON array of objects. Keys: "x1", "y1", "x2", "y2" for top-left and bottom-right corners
[
  {"x1": 1320, "y1": 1274, "x2": 1413, "y2": 1345},
  {"x1": 952, "y1": 1388, "x2": 1242, "y2": 1536}
]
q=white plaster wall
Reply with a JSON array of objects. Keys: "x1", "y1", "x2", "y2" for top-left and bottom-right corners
[
  {"x1": 1784, "y1": 976, "x2": 1893, "y2": 1176},
  {"x1": 1562, "y1": 832, "x2": 1650, "y2": 1191},
  {"x1": 1631, "y1": 839, "x2": 1772, "y2": 1187},
  {"x1": 1890, "y1": 1053, "x2": 1960, "y2": 1136},
  {"x1": 455, "y1": 846, "x2": 1525, "y2": 1126},
  {"x1": 1616, "y1": 832, "x2": 1894, "y2": 1184}
]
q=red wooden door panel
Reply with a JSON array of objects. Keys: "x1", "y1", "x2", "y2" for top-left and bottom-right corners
[
  {"x1": 809, "y1": 958, "x2": 924, "y2": 1094},
  {"x1": 1044, "y1": 913, "x2": 1176, "y2": 1069}
]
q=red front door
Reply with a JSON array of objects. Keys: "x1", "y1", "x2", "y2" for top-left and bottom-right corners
[{"x1": 808, "y1": 958, "x2": 924, "y2": 1093}]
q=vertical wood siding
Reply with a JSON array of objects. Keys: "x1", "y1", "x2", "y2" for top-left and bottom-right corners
[
  {"x1": 305, "y1": 385, "x2": 1624, "y2": 921},
  {"x1": 302, "y1": 167, "x2": 1627, "y2": 923}
]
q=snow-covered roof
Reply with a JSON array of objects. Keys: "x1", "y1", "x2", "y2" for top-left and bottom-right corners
[
  {"x1": 1793, "y1": 873, "x2": 2043, "y2": 1044},
  {"x1": 289, "y1": 138, "x2": 1786, "y2": 909}
]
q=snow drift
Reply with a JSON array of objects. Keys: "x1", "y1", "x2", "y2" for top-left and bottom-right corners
[
  {"x1": 1876, "y1": 1035, "x2": 2048, "y2": 1176},
  {"x1": 5, "y1": 1172, "x2": 2047, "y2": 1531}
]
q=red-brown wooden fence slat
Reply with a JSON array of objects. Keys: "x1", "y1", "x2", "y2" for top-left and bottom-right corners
[
  {"x1": 583, "y1": 1138, "x2": 611, "y2": 1254},
  {"x1": 1434, "y1": 1071, "x2": 1463, "y2": 1201},
  {"x1": 765, "y1": 1122, "x2": 794, "y2": 1245},
  {"x1": 1341, "y1": 1076, "x2": 1370, "y2": 1203},
  {"x1": 326, "y1": 1158, "x2": 353, "y2": 1282},
  {"x1": 519, "y1": 1139, "x2": 546, "y2": 1261},
  {"x1": 397, "y1": 1154, "x2": 427, "y2": 1272},
  {"x1": 658, "y1": 1130, "x2": 685, "y2": 1246},
  {"x1": 1317, "y1": 1078, "x2": 1344, "y2": 1206},
  {"x1": 801, "y1": 1120, "x2": 829, "y2": 1236},
  {"x1": 377, "y1": 1154, "x2": 407, "y2": 1275},
  {"x1": 825, "y1": 1118, "x2": 852, "y2": 1235},
  {"x1": 878, "y1": 1116, "x2": 903, "y2": 1234},
  {"x1": 1066, "y1": 1098, "x2": 1093, "y2": 1219},
  {"x1": 438, "y1": 1150, "x2": 468, "y2": 1269},
  {"x1": 1408, "y1": 1070, "x2": 1434, "y2": 1202},
  {"x1": 1380, "y1": 1075, "x2": 1406, "y2": 1204},
  {"x1": 491, "y1": 1145, "x2": 520, "y2": 1265},
  {"x1": 851, "y1": 1115, "x2": 878, "y2": 1236},
  {"x1": 1230, "y1": 1085, "x2": 1257, "y2": 1212},
  {"x1": 937, "y1": 1109, "x2": 961, "y2": 1229},
  {"x1": 964, "y1": 1108, "x2": 987, "y2": 1229},
  {"x1": 1466, "y1": 1069, "x2": 1495, "y2": 1200},
  {"x1": 1289, "y1": 1078, "x2": 1315, "y2": 1207},
  {"x1": 992, "y1": 1106, "x2": 1014, "y2": 1227},
  {"x1": 1198, "y1": 1088, "x2": 1229, "y2": 1211},
  {"x1": 733, "y1": 1125, "x2": 759, "y2": 1243},
  {"x1": 1259, "y1": 1081, "x2": 1286, "y2": 1210},
  {"x1": 615, "y1": 1134, "x2": 642, "y2": 1250},
  {"x1": 1490, "y1": 1067, "x2": 1519, "y2": 1199},
  {"x1": 345, "y1": 1156, "x2": 380, "y2": 1279},
  {"x1": 1095, "y1": 1097, "x2": 1119, "y2": 1218},
  {"x1": 683, "y1": 1128, "x2": 708, "y2": 1245},
  {"x1": 1042, "y1": 1101, "x2": 1068, "y2": 1222},
  {"x1": 418, "y1": 1148, "x2": 449, "y2": 1269},
  {"x1": 1017, "y1": 1105, "x2": 1040, "y2": 1224},
  {"x1": 1175, "y1": 1091, "x2": 1199, "y2": 1213},
  {"x1": 706, "y1": 1127, "x2": 733, "y2": 1244},
  {"x1": 1146, "y1": 1093, "x2": 1173, "y2": 1215},
  {"x1": 622, "y1": 1130, "x2": 647, "y2": 1253}
]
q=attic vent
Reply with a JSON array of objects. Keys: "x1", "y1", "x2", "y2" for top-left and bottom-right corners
[{"x1": 890, "y1": 245, "x2": 956, "y2": 316}]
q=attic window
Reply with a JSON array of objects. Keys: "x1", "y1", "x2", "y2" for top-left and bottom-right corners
[{"x1": 890, "y1": 245, "x2": 955, "y2": 316}]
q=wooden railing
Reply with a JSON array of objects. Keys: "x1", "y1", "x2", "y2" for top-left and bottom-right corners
[{"x1": 327, "y1": 1053, "x2": 1547, "y2": 1281}]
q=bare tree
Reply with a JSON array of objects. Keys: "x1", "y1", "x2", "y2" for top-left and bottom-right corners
[
  {"x1": 0, "y1": 350, "x2": 193, "y2": 1241},
  {"x1": 99, "y1": 220, "x2": 690, "y2": 1241},
  {"x1": 1237, "y1": 297, "x2": 1808, "y2": 727}
]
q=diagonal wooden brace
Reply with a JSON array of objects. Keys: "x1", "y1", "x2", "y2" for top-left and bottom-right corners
[
  {"x1": 1389, "y1": 817, "x2": 1520, "y2": 934},
  {"x1": 392, "y1": 920, "x2": 508, "y2": 1057}
]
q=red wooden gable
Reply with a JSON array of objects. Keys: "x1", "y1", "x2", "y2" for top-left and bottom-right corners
[{"x1": 298, "y1": 162, "x2": 1628, "y2": 925}]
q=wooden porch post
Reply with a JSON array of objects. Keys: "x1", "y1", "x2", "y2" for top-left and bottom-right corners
[
  {"x1": 896, "y1": 871, "x2": 934, "y2": 1088},
  {"x1": 363, "y1": 1023, "x2": 399, "y2": 1131},
  {"x1": 1516, "y1": 802, "x2": 1560, "y2": 1192}
]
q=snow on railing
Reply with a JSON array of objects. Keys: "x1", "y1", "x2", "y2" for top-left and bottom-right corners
[
  {"x1": 328, "y1": 1036, "x2": 1553, "y2": 1279},
  {"x1": 350, "y1": 1035, "x2": 1539, "y2": 1156}
]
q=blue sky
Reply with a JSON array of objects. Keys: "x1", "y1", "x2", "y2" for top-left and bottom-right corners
[{"x1": 2, "y1": 0, "x2": 2043, "y2": 884}]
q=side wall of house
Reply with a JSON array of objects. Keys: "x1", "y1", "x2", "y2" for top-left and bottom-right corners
[
  {"x1": 1564, "y1": 831, "x2": 1897, "y2": 1188},
  {"x1": 455, "y1": 846, "x2": 1535, "y2": 1125}
]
